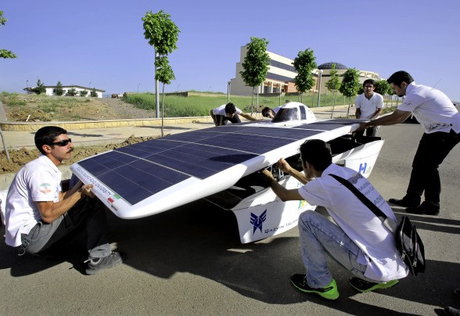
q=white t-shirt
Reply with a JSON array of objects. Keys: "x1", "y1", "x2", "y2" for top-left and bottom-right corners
[
  {"x1": 5, "y1": 155, "x2": 62, "y2": 247},
  {"x1": 298, "y1": 164, "x2": 409, "y2": 282},
  {"x1": 355, "y1": 93, "x2": 384, "y2": 119},
  {"x1": 398, "y1": 82, "x2": 460, "y2": 134},
  {"x1": 212, "y1": 104, "x2": 242, "y2": 116}
]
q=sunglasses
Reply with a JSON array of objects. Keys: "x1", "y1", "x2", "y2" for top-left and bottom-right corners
[{"x1": 51, "y1": 138, "x2": 72, "y2": 146}]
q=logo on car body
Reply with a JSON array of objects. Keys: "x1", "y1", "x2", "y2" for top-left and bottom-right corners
[{"x1": 250, "y1": 210, "x2": 267, "y2": 233}]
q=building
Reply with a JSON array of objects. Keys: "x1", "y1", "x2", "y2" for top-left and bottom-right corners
[
  {"x1": 24, "y1": 85, "x2": 105, "y2": 98},
  {"x1": 229, "y1": 46, "x2": 381, "y2": 96},
  {"x1": 229, "y1": 47, "x2": 298, "y2": 96}
]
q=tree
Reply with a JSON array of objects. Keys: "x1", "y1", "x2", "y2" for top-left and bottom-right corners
[
  {"x1": 90, "y1": 88, "x2": 97, "y2": 97},
  {"x1": 142, "y1": 10, "x2": 180, "y2": 118},
  {"x1": 66, "y1": 88, "x2": 77, "y2": 96},
  {"x1": 374, "y1": 79, "x2": 391, "y2": 95},
  {"x1": 155, "y1": 55, "x2": 175, "y2": 137},
  {"x1": 292, "y1": 49, "x2": 316, "y2": 103},
  {"x1": 79, "y1": 90, "x2": 88, "y2": 97},
  {"x1": 0, "y1": 11, "x2": 16, "y2": 59},
  {"x1": 339, "y1": 68, "x2": 360, "y2": 118},
  {"x1": 33, "y1": 79, "x2": 46, "y2": 95},
  {"x1": 55, "y1": 81, "x2": 64, "y2": 96},
  {"x1": 325, "y1": 64, "x2": 341, "y2": 118},
  {"x1": 240, "y1": 37, "x2": 270, "y2": 111}
]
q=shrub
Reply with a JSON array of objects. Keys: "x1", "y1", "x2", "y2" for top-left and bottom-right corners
[{"x1": 66, "y1": 88, "x2": 77, "y2": 96}]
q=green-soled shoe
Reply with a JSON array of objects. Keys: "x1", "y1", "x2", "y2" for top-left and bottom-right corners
[
  {"x1": 349, "y1": 277, "x2": 399, "y2": 293},
  {"x1": 290, "y1": 274, "x2": 339, "y2": 300}
]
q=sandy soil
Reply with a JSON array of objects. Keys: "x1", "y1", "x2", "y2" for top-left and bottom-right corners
[
  {"x1": 0, "y1": 135, "x2": 157, "y2": 174},
  {"x1": 0, "y1": 96, "x2": 156, "y2": 174}
]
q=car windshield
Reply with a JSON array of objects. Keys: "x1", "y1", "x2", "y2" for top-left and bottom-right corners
[{"x1": 272, "y1": 108, "x2": 298, "y2": 122}]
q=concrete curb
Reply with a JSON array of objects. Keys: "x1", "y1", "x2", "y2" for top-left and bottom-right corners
[
  {"x1": 0, "y1": 105, "x2": 353, "y2": 131},
  {"x1": 0, "y1": 116, "x2": 215, "y2": 131}
]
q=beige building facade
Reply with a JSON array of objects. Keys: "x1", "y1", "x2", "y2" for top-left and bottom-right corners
[{"x1": 229, "y1": 46, "x2": 381, "y2": 96}]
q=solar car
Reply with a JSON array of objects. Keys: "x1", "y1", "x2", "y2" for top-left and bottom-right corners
[{"x1": 71, "y1": 102, "x2": 384, "y2": 243}]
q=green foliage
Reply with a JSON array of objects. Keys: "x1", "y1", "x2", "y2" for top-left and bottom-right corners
[
  {"x1": 374, "y1": 79, "x2": 391, "y2": 95},
  {"x1": 326, "y1": 64, "x2": 341, "y2": 92},
  {"x1": 90, "y1": 88, "x2": 97, "y2": 97},
  {"x1": 240, "y1": 37, "x2": 270, "y2": 88},
  {"x1": 55, "y1": 81, "x2": 64, "y2": 96},
  {"x1": 339, "y1": 68, "x2": 360, "y2": 98},
  {"x1": 0, "y1": 49, "x2": 16, "y2": 58},
  {"x1": 122, "y1": 92, "x2": 355, "y2": 116},
  {"x1": 0, "y1": 93, "x2": 26, "y2": 107},
  {"x1": 293, "y1": 49, "x2": 316, "y2": 94},
  {"x1": 142, "y1": 10, "x2": 180, "y2": 118},
  {"x1": 0, "y1": 11, "x2": 16, "y2": 59},
  {"x1": 142, "y1": 10, "x2": 180, "y2": 56},
  {"x1": 155, "y1": 56, "x2": 175, "y2": 85},
  {"x1": 33, "y1": 79, "x2": 46, "y2": 95},
  {"x1": 66, "y1": 88, "x2": 77, "y2": 96},
  {"x1": 79, "y1": 90, "x2": 89, "y2": 97},
  {"x1": 0, "y1": 11, "x2": 6, "y2": 25}
]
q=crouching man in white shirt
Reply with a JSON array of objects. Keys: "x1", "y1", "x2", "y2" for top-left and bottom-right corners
[
  {"x1": 262, "y1": 139, "x2": 408, "y2": 300},
  {"x1": 5, "y1": 126, "x2": 122, "y2": 275}
]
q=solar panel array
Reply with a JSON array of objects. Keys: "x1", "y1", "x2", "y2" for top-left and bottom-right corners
[{"x1": 76, "y1": 120, "x2": 356, "y2": 205}]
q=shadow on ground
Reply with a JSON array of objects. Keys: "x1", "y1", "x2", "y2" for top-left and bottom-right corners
[{"x1": 1, "y1": 201, "x2": 459, "y2": 314}]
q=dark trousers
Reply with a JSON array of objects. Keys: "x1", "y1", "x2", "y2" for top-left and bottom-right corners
[
  {"x1": 355, "y1": 126, "x2": 378, "y2": 138},
  {"x1": 21, "y1": 197, "x2": 109, "y2": 258},
  {"x1": 210, "y1": 111, "x2": 241, "y2": 126},
  {"x1": 406, "y1": 130, "x2": 460, "y2": 204}
]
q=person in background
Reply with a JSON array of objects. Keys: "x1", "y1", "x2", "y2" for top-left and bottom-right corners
[
  {"x1": 358, "y1": 71, "x2": 459, "y2": 215},
  {"x1": 210, "y1": 102, "x2": 257, "y2": 126},
  {"x1": 261, "y1": 106, "x2": 281, "y2": 119},
  {"x1": 4, "y1": 126, "x2": 122, "y2": 275},
  {"x1": 262, "y1": 139, "x2": 408, "y2": 300},
  {"x1": 355, "y1": 79, "x2": 384, "y2": 137}
]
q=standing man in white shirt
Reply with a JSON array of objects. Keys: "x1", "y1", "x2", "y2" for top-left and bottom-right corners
[
  {"x1": 262, "y1": 139, "x2": 408, "y2": 300},
  {"x1": 358, "y1": 71, "x2": 460, "y2": 215},
  {"x1": 355, "y1": 79, "x2": 384, "y2": 137},
  {"x1": 5, "y1": 126, "x2": 122, "y2": 274}
]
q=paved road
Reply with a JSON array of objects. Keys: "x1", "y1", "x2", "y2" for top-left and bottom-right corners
[{"x1": 1, "y1": 123, "x2": 459, "y2": 315}]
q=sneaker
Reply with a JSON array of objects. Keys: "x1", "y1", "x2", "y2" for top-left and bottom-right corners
[
  {"x1": 85, "y1": 251, "x2": 122, "y2": 275},
  {"x1": 290, "y1": 274, "x2": 339, "y2": 300},
  {"x1": 406, "y1": 201, "x2": 440, "y2": 215},
  {"x1": 349, "y1": 277, "x2": 399, "y2": 293},
  {"x1": 389, "y1": 195, "x2": 420, "y2": 208}
]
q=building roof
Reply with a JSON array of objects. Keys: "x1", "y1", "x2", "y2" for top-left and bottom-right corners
[
  {"x1": 318, "y1": 62, "x2": 348, "y2": 70},
  {"x1": 24, "y1": 85, "x2": 105, "y2": 92},
  {"x1": 46, "y1": 85, "x2": 105, "y2": 92}
]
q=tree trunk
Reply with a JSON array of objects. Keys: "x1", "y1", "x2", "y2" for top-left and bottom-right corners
[{"x1": 161, "y1": 83, "x2": 165, "y2": 137}]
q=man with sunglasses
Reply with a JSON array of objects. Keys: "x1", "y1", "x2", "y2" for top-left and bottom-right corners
[{"x1": 4, "y1": 126, "x2": 122, "y2": 275}]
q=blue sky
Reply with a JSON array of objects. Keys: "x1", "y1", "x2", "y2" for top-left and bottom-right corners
[{"x1": 1, "y1": 0, "x2": 459, "y2": 100}]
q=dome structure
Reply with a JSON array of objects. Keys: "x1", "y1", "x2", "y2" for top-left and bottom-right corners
[{"x1": 318, "y1": 62, "x2": 348, "y2": 70}]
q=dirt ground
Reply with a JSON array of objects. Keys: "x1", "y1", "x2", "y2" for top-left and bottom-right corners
[
  {"x1": 0, "y1": 135, "x2": 157, "y2": 174},
  {"x1": 0, "y1": 95, "x2": 156, "y2": 174}
]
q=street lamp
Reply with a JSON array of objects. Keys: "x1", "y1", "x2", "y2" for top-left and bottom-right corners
[
  {"x1": 227, "y1": 81, "x2": 231, "y2": 102},
  {"x1": 316, "y1": 69, "x2": 323, "y2": 107}
]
